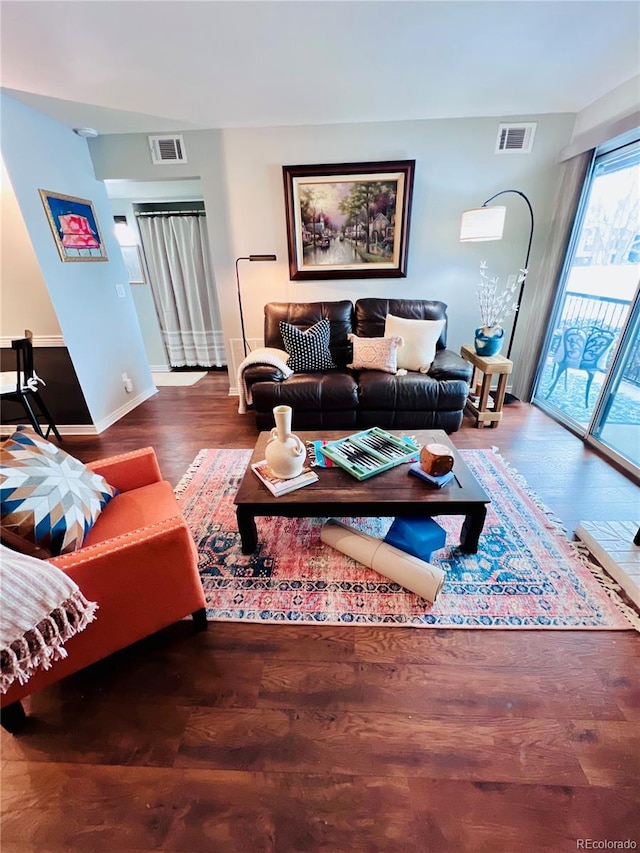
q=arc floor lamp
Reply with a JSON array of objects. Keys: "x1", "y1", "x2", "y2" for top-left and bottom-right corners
[
  {"x1": 235, "y1": 254, "x2": 277, "y2": 358},
  {"x1": 460, "y1": 189, "x2": 535, "y2": 361}
]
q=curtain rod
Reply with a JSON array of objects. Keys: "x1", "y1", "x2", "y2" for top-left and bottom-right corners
[{"x1": 134, "y1": 209, "x2": 206, "y2": 217}]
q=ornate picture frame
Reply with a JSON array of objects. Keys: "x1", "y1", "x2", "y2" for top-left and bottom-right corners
[
  {"x1": 39, "y1": 189, "x2": 108, "y2": 262},
  {"x1": 282, "y1": 160, "x2": 415, "y2": 281}
]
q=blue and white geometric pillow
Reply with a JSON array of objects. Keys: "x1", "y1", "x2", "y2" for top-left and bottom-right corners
[
  {"x1": 279, "y1": 319, "x2": 337, "y2": 373},
  {"x1": 0, "y1": 428, "x2": 117, "y2": 556}
]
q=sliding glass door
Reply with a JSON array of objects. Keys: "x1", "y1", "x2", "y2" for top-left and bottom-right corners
[
  {"x1": 591, "y1": 298, "x2": 640, "y2": 469},
  {"x1": 533, "y1": 139, "x2": 640, "y2": 476}
]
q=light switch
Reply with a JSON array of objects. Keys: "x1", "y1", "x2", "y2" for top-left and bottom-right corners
[{"x1": 116, "y1": 284, "x2": 126, "y2": 298}]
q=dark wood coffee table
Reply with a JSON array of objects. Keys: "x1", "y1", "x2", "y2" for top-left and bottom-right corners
[
  {"x1": 234, "y1": 429, "x2": 490, "y2": 555},
  {"x1": 234, "y1": 430, "x2": 491, "y2": 554}
]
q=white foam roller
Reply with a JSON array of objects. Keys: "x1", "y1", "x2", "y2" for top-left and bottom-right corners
[{"x1": 320, "y1": 518, "x2": 446, "y2": 603}]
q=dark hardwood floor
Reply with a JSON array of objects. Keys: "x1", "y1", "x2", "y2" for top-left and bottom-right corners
[{"x1": 2, "y1": 372, "x2": 639, "y2": 852}]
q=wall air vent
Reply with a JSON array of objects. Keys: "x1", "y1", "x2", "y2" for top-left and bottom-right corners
[
  {"x1": 495, "y1": 123, "x2": 537, "y2": 154},
  {"x1": 148, "y1": 135, "x2": 187, "y2": 165}
]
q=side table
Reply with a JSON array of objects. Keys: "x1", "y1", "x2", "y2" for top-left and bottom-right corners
[{"x1": 460, "y1": 345, "x2": 513, "y2": 429}]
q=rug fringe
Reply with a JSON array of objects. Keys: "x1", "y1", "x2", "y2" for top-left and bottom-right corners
[
  {"x1": 486, "y1": 447, "x2": 640, "y2": 633},
  {"x1": 572, "y1": 543, "x2": 640, "y2": 632},
  {"x1": 174, "y1": 448, "x2": 210, "y2": 497}
]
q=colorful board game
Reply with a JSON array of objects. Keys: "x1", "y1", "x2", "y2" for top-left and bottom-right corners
[{"x1": 320, "y1": 427, "x2": 419, "y2": 480}]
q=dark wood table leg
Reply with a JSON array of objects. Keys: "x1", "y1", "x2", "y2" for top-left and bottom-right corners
[
  {"x1": 459, "y1": 506, "x2": 487, "y2": 554},
  {"x1": 191, "y1": 607, "x2": 208, "y2": 631},
  {"x1": 236, "y1": 507, "x2": 258, "y2": 554}
]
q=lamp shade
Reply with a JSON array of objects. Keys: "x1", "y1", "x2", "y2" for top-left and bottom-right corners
[{"x1": 460, "y1": 206, "x2": 506, "y2": 242}]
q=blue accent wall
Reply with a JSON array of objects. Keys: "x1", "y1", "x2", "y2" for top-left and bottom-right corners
[{"x1": 1, "y1": 94, "x2": 154, "y2": 428}]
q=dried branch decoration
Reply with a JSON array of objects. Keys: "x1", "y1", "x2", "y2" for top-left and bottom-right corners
[{"x1": 476, "y1": 261, "x2": 526, "y2": 328}]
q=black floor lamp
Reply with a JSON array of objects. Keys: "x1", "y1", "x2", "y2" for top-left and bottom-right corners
[
  {"x1": 460, "y1": 189, "x2": 534, "y2": 402},
  {"x1": 235, "y1": 254, "x2": 277, "y2": 358}
]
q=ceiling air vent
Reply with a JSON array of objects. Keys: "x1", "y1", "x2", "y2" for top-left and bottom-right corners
[
  {"x1": 495, "y1": 123, "x2": 537, "y2": 154},
  {"x1": 148, "y1": 135, "x2": 187, "y2": 165}
]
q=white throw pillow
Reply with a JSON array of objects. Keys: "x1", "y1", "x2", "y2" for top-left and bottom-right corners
[{"x1": 384, "y1": 315, "x2": 445, "y2": 373}]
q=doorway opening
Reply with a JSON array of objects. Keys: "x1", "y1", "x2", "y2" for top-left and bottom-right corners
[
  {"x1": 134, "y1": 201, "x2": 225, "y2": 371},
  {"x1": 104, "y1": 179, "x2": 227, "y2": 385}
]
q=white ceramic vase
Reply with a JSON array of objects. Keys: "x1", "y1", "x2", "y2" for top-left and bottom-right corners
[{"x1": 265, "y1": 405, "x2": 306, "y2": 479}]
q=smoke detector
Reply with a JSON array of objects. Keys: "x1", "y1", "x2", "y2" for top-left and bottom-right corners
[{"x1": 73, "y1": 127, "x2": 99, "y2": 138}]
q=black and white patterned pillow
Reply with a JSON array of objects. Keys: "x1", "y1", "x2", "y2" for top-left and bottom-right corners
[{"x1": 279, "y1": 319, "x2": 337, "y2": 373}]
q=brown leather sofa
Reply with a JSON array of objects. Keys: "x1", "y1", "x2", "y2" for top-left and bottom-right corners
[{"x1": 242, "y1": 298, "x2": 473, "y2": 433}]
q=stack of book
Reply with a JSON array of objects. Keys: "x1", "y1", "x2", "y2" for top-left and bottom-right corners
[
  {"x1": 251, "y1": 460, "x2": 318, "y2": 496},
  {"x1": 408, "y1": 461, "x2": 454, "y2": 489},
  {"x1": 469, "y1": 394, "x2": 494, "y2": 409}
]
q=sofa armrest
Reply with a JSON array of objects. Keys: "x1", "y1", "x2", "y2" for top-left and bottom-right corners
[
  {"x1": 86, "y1": 447, "x2": 163, "y2": 492},
  {"x1": 0, "y1": 518, "x2": 207, "y2": 705},
  {"x1": 429, "y1": 349, "x2": 474, "y2": 382},
  {"x1": 50, "y1": 518, "x2": 205, "y2": 642},
  {"x1": 243, "y1": 364, "x2": 288, "y2": 385}
]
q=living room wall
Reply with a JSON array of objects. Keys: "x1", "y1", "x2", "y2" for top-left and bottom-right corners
[
  {"x1": 1, "y1": 94, "x2": 155, "y2": 430},
  {"x1": 0, "y1": 156, "x2": 92, "y2": 430},
  {"x1": 0, "y1": 159, "x2": 61, "y2": 340},
  {"x1": 90, "y1": 113, "x2": 575, "y2": 390}
]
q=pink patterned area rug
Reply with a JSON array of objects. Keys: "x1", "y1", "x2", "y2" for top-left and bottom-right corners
[{"x1": 176, "y1": 449, "x2": 636, "y2": 630}]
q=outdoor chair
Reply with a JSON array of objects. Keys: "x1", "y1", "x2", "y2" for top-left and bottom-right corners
[
  {"x1": 0, "y1": 330, "x2": 61, "y2": 441},
  {"x1": 546, "y1": 325, "x2": 616, "y2": 407}
]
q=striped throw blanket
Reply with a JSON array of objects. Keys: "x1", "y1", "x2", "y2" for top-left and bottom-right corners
[
  {"x1": 0, "y1": 544, "x2": 98, "y2": 693},
  {"x1": 237, "y1": 348, "x2": 293, "y2": 413}
]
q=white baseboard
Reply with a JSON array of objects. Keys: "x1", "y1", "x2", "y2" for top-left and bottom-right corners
[
  {"x1": 149, "y1": 364, "x2": 171, "y2": 372},
  {"x1": 1, "y1": 386, "x2": 159, "y2": 437},
  {"x1": 93, "y1": 386, "x2": 158, "y2": 433},
  {"x1": 0, "y1": 334, "x2": 65, "y2": 348},
  {"x1": 1, "y1": 423, "x2": 99, "y2": 436}
]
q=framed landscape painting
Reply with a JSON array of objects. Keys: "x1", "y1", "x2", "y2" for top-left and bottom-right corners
[
  {"x1": 39, "y1": 189, "x2": 108, "y2": 262},
  {"x1": 282, "y1": 160, "x2": 415, "y2": 280}
]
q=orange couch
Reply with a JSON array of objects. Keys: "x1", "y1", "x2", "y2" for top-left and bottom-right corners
[{"x1": 1, "y1": 447, "x2": 207, "y2": 732}]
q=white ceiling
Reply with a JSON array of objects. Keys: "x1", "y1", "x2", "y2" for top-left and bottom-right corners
[{"x1": 1, "y1": 0, "x2": 639, "y2": 135}]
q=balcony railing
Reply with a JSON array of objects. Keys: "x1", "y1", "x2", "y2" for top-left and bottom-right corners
[
  {"x1": 550, "y1": 290, "x2": 639, "y2": 388},
  {"x1": 557, "y1": 290, "x2": 629, "y2": 335}
]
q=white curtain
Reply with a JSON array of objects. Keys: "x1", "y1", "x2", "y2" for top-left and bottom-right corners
[
  {"x1": 511, "y1": 150, "x2": 593, "y2": 400},
  {"x1": 137, "y1": 214, "x2": 226, "y2": 367}
]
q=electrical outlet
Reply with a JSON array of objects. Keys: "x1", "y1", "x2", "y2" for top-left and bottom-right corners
[
  {"x1": 121, "y1": 372, "x2": 134, "y2": 393},
  {"x1": 115, "y1": 284, "x2": 126, "y2": 298}
]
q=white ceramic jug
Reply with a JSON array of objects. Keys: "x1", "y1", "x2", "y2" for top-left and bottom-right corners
[{"x1": 265, "y1": 405, "x2": 306, "y2": 479}]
